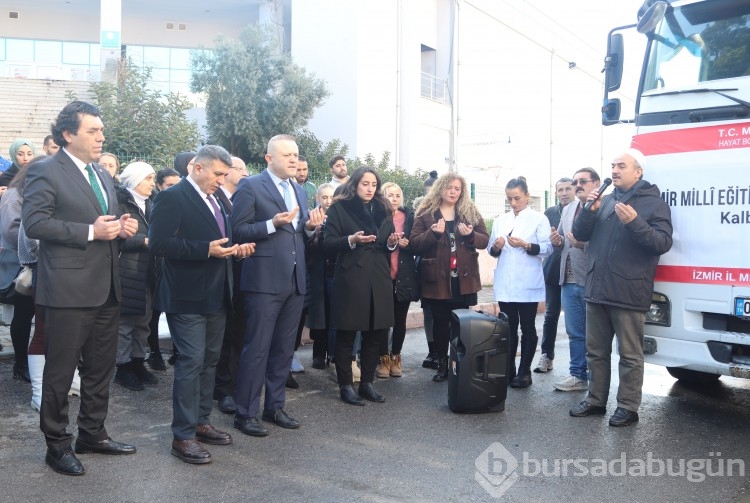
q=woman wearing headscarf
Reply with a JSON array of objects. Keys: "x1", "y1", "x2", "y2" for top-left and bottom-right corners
[
  {"x1": 113, "y1": 161, "x2": 159, "y2": 391},
  {"x1": 0, "y1": 153, "x2": 40, "y2": 382},
  {"x1": 0, "y1": 139, "x2": 35, "y2": 187},
  {"x1": 173, "y1": 151, "x2": 196, "y2": 179},
  {"x1": 324, "y1": 166, "x2": 399, "y2": 406}
]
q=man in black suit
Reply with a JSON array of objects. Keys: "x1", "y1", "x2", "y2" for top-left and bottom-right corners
[
  {"x1": 150, "y1": 146, "x2": 255, "y2": 464},
  {"x1": 213, "y1": 156, "x2": 249, "y2": 414},
  {"x1": 231, "y1": 134, "x2": 324, "y2": 436},
  {"x1": 23, "y1": 101, "x2": 139, "y2": 476}
]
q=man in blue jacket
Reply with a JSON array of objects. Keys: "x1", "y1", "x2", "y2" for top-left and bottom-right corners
[{"x1": 570, "y1": 148, "x2": 672, "y2": 427}]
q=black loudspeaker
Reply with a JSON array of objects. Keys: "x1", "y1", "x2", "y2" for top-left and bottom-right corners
[{"x1": 448, "y1": 309, "x2": 509, "y2": 413}]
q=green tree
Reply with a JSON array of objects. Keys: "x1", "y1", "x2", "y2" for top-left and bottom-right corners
[
  {"x1": 85, "y1": 59, "x2": 200, "y2": 169},
  {"x1": 191, "y1": 25, "x2": 329, "y2": 164},
  {"x1": 294, "y1": 129, "x2": 428, "y2": 207}
]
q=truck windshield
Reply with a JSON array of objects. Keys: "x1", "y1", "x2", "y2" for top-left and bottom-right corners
[{"x1": 642, "y1": 0, "x2": 750, "y2": 92}]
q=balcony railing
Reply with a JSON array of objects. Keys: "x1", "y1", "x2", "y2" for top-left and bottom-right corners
[{"x1": 421, "y1": 72, "x2": 450, "y2": 105}]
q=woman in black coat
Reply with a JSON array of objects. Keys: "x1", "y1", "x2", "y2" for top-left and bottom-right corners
[
  {"x1": 324, "y1": 167, "x2": 399, "y2": 406},
  {"x1": 113, "y1": 161, "x2": 158, "y2": 391}
]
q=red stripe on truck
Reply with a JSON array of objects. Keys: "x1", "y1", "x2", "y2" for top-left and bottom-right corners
[
  {"x1": 632, "y1": 122, "x2": 750, "y2": 155},
  {"x1": 655, "y1": 265, "x2": 750, "y2": 285}
]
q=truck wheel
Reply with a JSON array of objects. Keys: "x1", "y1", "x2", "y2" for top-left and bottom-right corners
[{"x1": 666, "y1": 367, "x2": 721, "y2": 384}]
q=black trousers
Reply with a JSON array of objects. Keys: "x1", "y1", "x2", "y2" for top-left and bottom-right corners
[
  {"x1": 213, "y1": 292, "x2": 246, "y2": 400},
  {"x1": 336, "y1": 329, "x2": 386, "y2": 385},
  {"x1": 147, "y1": 308, "x2": 162, "y2": 356},
  {"x1": 41, "y1": 295, "x2": 119, "y2": 451},
  {"x1": 11, "y1": 293, "x2": 35, "y2": 365},
  {"x1": 379, "y1": 294, "x2": 411, "y2": 356},
  {"x1": 429, "y1": 299, "x2": 470, "y2": 357}
]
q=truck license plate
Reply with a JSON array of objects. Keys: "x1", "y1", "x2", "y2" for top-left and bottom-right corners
[{"x1": 735, "y1": 297, "x2": 750, "y2": 317}]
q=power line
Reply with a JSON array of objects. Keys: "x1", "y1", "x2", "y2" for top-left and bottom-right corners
[{"x1": 461, "y1": 0, "x2": 605, "y2": 86}]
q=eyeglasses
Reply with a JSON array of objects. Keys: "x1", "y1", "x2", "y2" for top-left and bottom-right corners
[{"x1": 571, "y1": 178, "x2": 592, "y2": 186}]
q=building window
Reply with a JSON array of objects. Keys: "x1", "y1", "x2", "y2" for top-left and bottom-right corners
[{"x1": 420, "y1": 44, "x2": 448, "y2": 105}]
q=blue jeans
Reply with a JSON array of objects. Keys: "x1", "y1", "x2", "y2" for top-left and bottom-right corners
[{"x1": 561, "y1": 283, "x2": 588, "y2": 380}]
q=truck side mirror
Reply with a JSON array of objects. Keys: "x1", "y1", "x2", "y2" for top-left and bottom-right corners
[
  {"x1": 602, "y1": 98, "x2": 622, "y2": 124},
  {"x1": 604, "y1": 33, "x2": 625, "y2": 92}
]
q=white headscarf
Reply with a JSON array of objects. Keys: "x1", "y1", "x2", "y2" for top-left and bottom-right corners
[{"x1": 119, "y1": 161, "x2": 155, "y2": 190}]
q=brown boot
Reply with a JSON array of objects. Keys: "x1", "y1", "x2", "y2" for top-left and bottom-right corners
[
  {"x1": 376, "y1": 354, "x2": 391, "y2": 379},
  {"x1": 389, "y1": 353, "x2": 402, "y2": 377}
]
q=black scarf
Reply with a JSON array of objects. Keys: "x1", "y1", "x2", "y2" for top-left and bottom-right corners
[{"x1": 339, "y1": 196, "x2": 387, "y2": 235}]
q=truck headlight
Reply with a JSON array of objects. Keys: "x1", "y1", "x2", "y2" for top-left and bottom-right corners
[{"x1": 646, "y1": 292, "x2": 670, "y2": 326}]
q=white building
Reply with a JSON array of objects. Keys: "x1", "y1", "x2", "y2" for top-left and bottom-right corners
[{"x1": 0, "y1": 0, "x2": 638, "y2": 208}]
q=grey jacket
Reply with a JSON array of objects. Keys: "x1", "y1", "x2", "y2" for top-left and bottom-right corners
[
  {"x1": 572, "y1": 180, "x2": 672, "y2": 312},
  {"x1": 556, "y1": 200, "x2": 587, "y2": 287}
]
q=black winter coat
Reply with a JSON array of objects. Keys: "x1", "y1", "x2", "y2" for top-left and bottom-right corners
[
  {"x1": 572, "y1": 180, "x2": 672, "y2": 312},
  {"x1": 392, "y1": 208, "x2": 420, "y2": 303},
  {"x1": 324, "y1": 197, "x2": 395, "y2": 331},
  {"x1": 116, "y1": 184, "x2": 155, "y2": 316}
]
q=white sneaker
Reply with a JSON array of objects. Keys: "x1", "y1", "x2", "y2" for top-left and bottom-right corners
[
  {"x1": 533, "y1": 354, "x2": 553, "y2": 373},
  {"x1": 553, "y1": 375, "x2": 588, "y2": 391},
  {"x1": 290, "y1": 354, "x2": 304, "y2": 373}
]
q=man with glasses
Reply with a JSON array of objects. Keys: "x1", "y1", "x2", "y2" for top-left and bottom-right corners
[
  {"x1": 570, "y1": 149, "x2": 672, "y2": 427},
  {"x1": 535, "y1": 178, "x2": 574, "y2": 374},
  {"x1": 549, "y1": 168, "x2": 600, "y2": 392}
]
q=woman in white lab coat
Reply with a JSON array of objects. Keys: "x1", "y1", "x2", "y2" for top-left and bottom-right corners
[{"x1": 488, "y1": 177, "x2": 552, "y2": 389}]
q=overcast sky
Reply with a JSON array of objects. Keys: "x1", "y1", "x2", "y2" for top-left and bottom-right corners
[{"x1": 457, "y1": 0, "x2": 647, "y2": 193}]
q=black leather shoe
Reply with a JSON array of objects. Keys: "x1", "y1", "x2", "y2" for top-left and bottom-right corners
[
  {"x1": 146, "y1": 353, "x2": 167, "y2": 371},
  {"x1": 217, "y1": 395, "x2": 236, "y2": 414},
  {"x1": 167, "y1": 352, "x2": 179, "y2": 366},
  {"x1": 312, "y1": 356, "x2": 327, "y2": 369},
  {"x1": 74, "y1": 436, "x2": 137, "y2": 455},
  {"x1": 357, "y1": 382, "x2": 385, "y2": 403},
  {"x1": 569, "y1": 400, "x2": 607, "y2": 417},
  {"x1": 509, "y1": 373, "x2": 532, "y2": 389},
  {"x1": 262, "y1": 408, "x2": 301, "y2": 429},
  {"x1": 171, "y1": 439, "x2": 211, "y2": 464},
  {"x1": 131, "y1": 358, "x2": 158, "y2": 385},
  {"x1": 422, "y1": 352, "x2": 439, "y2": 370},
  {"x1": 234, "y1": 416, "x2": 268, "y2": 437},
  {"x1": 339, "y1": 385, "x2": 365, "y2": 406},
  {"x1": 46, "y1": 447, "x2": 85, "y2": 476},
  {"x1": 196, "y1": 424, "x2": 232, "y2": 445},
  {"x1": 609, "y1": 407, "x2": 639, "y2": 427},
  {"x1": 285, "y1": 372, "x2": 299, "y2": 389},
  {"x1": 432, "y1": 357, "x2": 448, "y2": 382},
  {"x1": 13, "y1": 363, "x2": 31, "y2": 383}
]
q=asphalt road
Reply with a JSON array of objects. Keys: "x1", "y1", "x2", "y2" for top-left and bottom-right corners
[{"x1": 1, "y1": 324, "x2": 749, "y2": 503}]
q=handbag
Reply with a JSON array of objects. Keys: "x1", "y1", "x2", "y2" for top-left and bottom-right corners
[{"x1": 14, "y1": 265, "x2": 33, "y2": 296}]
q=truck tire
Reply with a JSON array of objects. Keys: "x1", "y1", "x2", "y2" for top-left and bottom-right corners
[{"x1": 666, "y1": 367, "x2": 721, "y2": 384}]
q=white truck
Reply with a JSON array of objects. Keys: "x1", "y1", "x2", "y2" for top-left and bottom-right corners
[{"x1": 602, "y1": 0, "x2": 750, "y2": 383}]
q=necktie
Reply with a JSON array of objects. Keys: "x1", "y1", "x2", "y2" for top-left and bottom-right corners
[
  {"x1": 85, "y1": 164, "x2": 107, "y2": 213},
  {"x1": 280, "y1": 180, "x2": 294, "y2": 212},
  {"x1": 207, "y1": 195, "x2": 226, "y2": 237}
]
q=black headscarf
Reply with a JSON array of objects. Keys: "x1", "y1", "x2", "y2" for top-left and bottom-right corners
[{"x1": 173, "y1": 151, "x2": 196, "y2": 178}]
